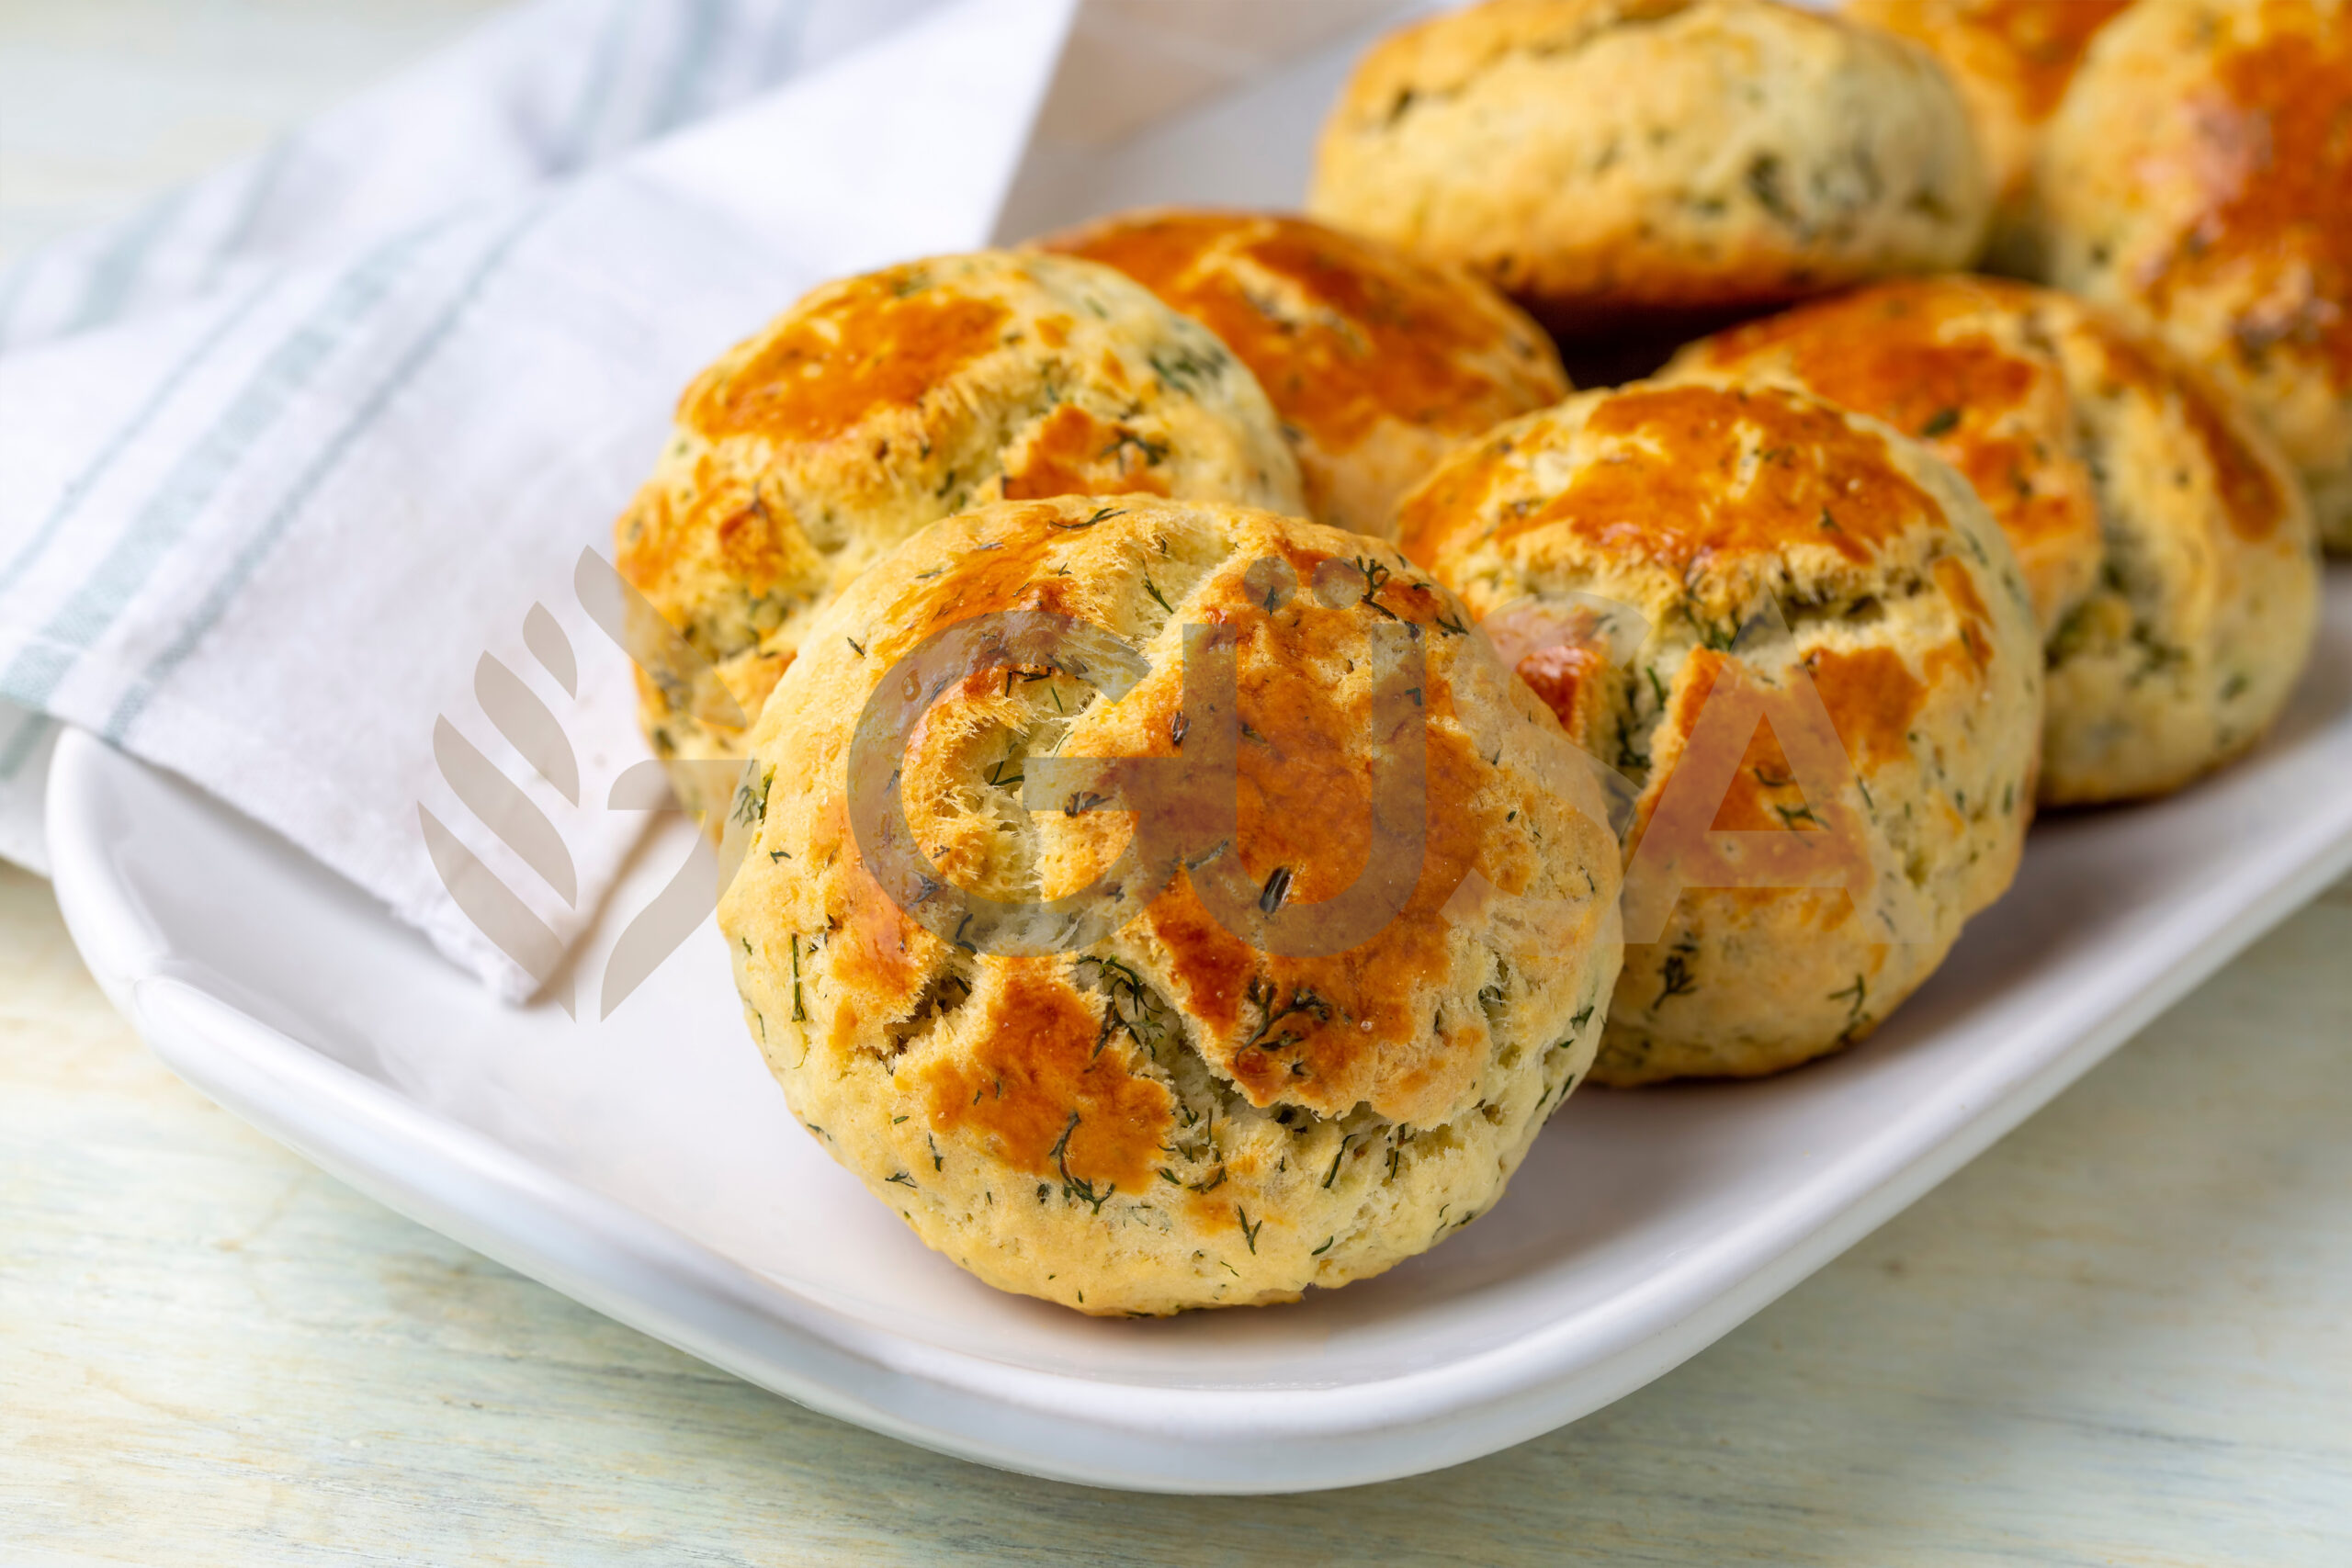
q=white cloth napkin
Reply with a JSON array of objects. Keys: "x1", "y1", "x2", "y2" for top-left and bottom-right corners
[{"x1": 0, "y1": 0, "x2": 1079, "y2": 998}]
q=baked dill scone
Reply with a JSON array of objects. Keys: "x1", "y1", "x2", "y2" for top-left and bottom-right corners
[
  {"x1": 1397, "y1": 378, "x2": 2041, "y2": 1084},
  {"x1": 1668, "y1": 275, "x2": 2104, "y2": 637},
  {"x1": 2030, "y1": 299, "x2": 2320, "y2": 803},
  {"x1": 1035, "y1": 209, "x2": 1570, "y2": 538},
  {"x1": 1669, "y1": 276, "x2": 2320, "y2": 805},
  {"x1": 717, "y1": 496, "x2": 1623, "y2": 1314},
  {"x1": 614, "y1": 251, "x2": 1306, "y2": 825},
  {"x1": 1306, "y1": 0, "x2": 1992, "y2": 335},
  {"x1": 2036, "y1": 0, "x2": 2352, "y2": 548},
  {"x1": 1843, "y1": 0, "x2": 2135, "y2": 271}
]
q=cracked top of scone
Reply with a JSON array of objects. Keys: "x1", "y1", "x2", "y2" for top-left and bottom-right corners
[
  {"x1": 2036, "y1": 0, "x2": 2352, "y2": 540},
  {"x1": 1679, "y1": 280, "x2": 2318, "y2": 804},
  {"x1": 613, "y1": 250, "x2": 1306, "y2": 821},
  {"x1": 716, "y1": 496, "x2": 1623, "y2": 1314},
  {"x1": 1668, "y1": 275, "x2": 2104, "y2": 635},
  {"x1": 1395, "y1": 377, "x2": 2041, "y2": 1084},
  {"x1": 1394, "y1": 376, "x2": 2038, "y2": 879},
  {"x1": 1035, "y1": 209, "x2": 1569, "y2": 538},
  {"x1": 1398, "y1": 377, "x2": 2037, "y2": 645},
  {"x1": 1306, "y1": 0, "x2": 1991, "y2": 332}
]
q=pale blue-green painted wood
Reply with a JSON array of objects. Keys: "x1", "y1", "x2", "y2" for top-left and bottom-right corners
[{"x1": 6, "y1": 864, "x2": 2347, "y2": 1564}]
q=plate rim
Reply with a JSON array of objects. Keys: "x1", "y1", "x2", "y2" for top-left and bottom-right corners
[{"x1": 43, "y1": 723, "x2": 2352, "y2": 1494}]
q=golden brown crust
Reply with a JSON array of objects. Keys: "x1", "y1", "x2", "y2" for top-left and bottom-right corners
[
  {"x1": 1307, "y1": 0, "x2": 1992, "y2": 332},
  {"x1": 1670, "y1": 277, "x2": 2320, "y2": 807},
  {"x1": 612, "y1": 252, "x2": 1306, "y2": 825},
  {"x1": 1035, "y1": 209, "x2": 1570, "y2": 538},
  {"x1": 1398, "y1": 380, "x2": 1979, "y2": 608},
  {"x1": 2037, "y1": 0, "x2": 2352, "y2": 547},
  {"x1": 1668, "y1": 275, "x2": 2104, "y2": 634},
  {"x1": 718, "y1": 496, "x2": 1623, "y2": 1314},
  {"x1": 1397, "y1": 377, "x2": 2043, "y2": 1083}
]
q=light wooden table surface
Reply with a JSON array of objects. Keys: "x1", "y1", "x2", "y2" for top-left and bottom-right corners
[
  {"x1": 6, "y1": 863, "x2": 2350, "y2": 1564},
  {"x1": 4, "y1": 5, "x2": 2350, "y2": 1563}
]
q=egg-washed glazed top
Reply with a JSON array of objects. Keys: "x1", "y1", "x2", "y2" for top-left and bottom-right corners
[
  {"x1": 1396, "y1": 376, "x2": 2038, "y2": 797},
  {"x1": 1035, "y1": 209, "x2": 1570, "y2": 539},
  {"x1": 2037, "y1": 0, "x2": 2352, "y2": 515},
  {"x1": 1396, "y1": 379, "x2": 2021, "y2": 628},
  {"x1": 1680, "y1": 281, "x2": 2316, "y2": 807},
  {"x1": 2118, "y1": 0, "x2": 2352, "y2": 388},
  {"x1": 611, "y1": 250, "x2": 1306, "y2": 826},
  {"x1": 1845, "y1": 1, "x2": 2136, "y2": 199},
  {"x1": 1928, "y1": 0, "x2": 2136, "y2": 121},
  {"x1": 1307, "y1": 0, "x2": 1990, "y2": 329},
  {"x1": 716, "y1": 496, "x2": 1623, "y2": 1314},
  {"x1": 1396, "y1": 377, "x2": 2042, "y2": 1084},
  {"x1": 1668, "y1": 275, "x2": 2106, "y2": 635}
]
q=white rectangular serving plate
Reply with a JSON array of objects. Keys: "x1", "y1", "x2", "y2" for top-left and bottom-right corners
[
  {"x1": 33, "y1": 4, "x2": 2352, "y2": 1490},
  {"x1": 45, "y1": 570, "x2": 2352, "y2": 1493}
]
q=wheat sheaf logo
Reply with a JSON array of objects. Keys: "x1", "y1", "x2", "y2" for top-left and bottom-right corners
[
  {"x1": 424, "y1": 551, "x2": 1929, "y2": 1021},
  {"x1": 417, "y1": 547, "x2": 755, "y2": 1019}
]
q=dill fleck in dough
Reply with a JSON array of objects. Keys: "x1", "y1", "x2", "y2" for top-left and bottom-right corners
[
  {"x1": 1397, "y1": 377, "x2": 2041, "y2": 1084},
  {"x1": 2036, "y1": 0, "x2": 2352, "y2": 549},
  {"x1": 613, "y1": 251, "x2": 1306, "y2": 826},
  {"x1": 1035, "y1": 209, "x2": 1569, "y2": 538},
  {"x1": 1306, "y1": 0, "x2": 1990, "y2": 335},
  {"x1": 1674, "y1": 276, "x2": 2321, "y2": 806},
  {"x1": 717, "y1": 497, "x2": 1623, "y2": 1315}
]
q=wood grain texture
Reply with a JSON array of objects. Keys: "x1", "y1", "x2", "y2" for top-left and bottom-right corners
[
  {"x1": 0, "y1": 0, "x2": 502, "y2": 262},
  {"x1": 3, "y1": 3, "x2": 2348, "y2": 1561},
  {"x1": 6, "y1": 863, "x2": 2348, "y2": 1564}
]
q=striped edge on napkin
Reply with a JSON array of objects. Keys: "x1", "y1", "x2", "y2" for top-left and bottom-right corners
[{"x1": 0, "y1": 0, "x2": 1079, "y2": 1000}]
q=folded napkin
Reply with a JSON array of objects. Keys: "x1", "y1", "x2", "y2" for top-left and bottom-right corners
[
  {"x1": 0, "y1": 0, "x2": 1078, "y2": 998},
  {"x1": 0, "y1": 0, "x2": 1417, "y2": 1008}
]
